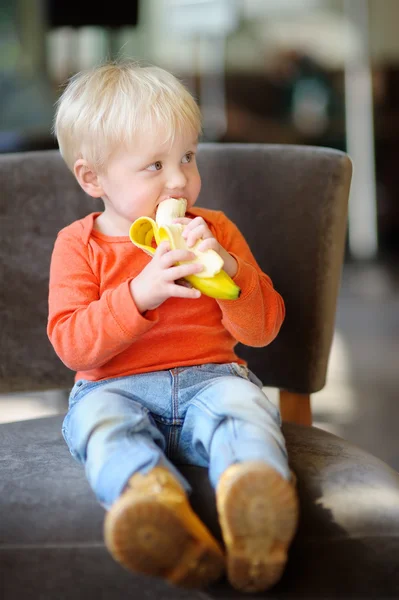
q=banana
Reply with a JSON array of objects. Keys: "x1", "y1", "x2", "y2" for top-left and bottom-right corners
[
  {"x1": 129, "y1": 198, "x2": 240, "y2": 300},
  {"x1": 155, "y1": 197, "x2": 186, "y2": 225}
]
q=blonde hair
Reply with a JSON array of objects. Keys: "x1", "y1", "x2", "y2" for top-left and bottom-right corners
[{"x1": 53, "y1": 60, "x2": 202, "y2": 172}]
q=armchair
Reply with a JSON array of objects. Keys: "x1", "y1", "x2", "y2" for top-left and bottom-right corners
[{"x1": 1, "y1": 145, "x2": 399, "y2": 599}]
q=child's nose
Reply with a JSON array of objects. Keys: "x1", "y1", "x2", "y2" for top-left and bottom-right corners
[{"x1": 165, "y1": 167, "x2": 187, "y2": 190}]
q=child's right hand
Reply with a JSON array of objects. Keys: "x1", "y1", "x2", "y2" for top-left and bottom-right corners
[{"x1": 129, "y1": 241, "x2": 203, "y2": 313}]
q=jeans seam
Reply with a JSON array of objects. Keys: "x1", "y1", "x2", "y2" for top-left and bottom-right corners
[
  {"x1": 190, "y1": 396, "x2": 221, "y2": 420},
  {"x1": 173, "y1": 369, "x2": 180, "y2": 455},
  {"x1": 172, "y1": 369, "x2": 179, "y2": 426},
  {"x1": 229, "y1": 417, "x2": 238, "y2": 462},
  {"x1": 166, "y1": 369, "x2": 176, "y2": 456}
]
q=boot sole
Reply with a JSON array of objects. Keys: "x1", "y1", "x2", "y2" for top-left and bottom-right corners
[
  {"x1": 104, "y1": 493, "x2": 225, "y2": 588},
  {"x1": 217, "y1": 463, "x2": 298, "y2": 593}
]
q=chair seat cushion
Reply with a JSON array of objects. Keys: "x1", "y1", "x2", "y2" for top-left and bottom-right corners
[{"x1": 1, "y1": 416, "x2": 399, "y2": 599}]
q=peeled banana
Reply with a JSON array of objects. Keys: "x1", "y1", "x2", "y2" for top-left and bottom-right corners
[{"x1": 129, "y1": 198, "x2": 240, "y2": 300}]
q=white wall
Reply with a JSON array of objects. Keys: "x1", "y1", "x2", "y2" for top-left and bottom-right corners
[{"x1": 44, "y1": 0, "x2": 399, "y2": 79}]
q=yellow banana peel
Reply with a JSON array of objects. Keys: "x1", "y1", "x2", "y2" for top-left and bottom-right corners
[{"x1": 129, "y1": 200, "x2": 240, "y2": 300}]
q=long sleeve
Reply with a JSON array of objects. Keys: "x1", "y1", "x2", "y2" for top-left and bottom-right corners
[
  {"x1": 214, "y1": 212, "x2": 285, "y2": 347},
  {"x1": 47, "y1": 230, "x2": 158, "y2": 372}
]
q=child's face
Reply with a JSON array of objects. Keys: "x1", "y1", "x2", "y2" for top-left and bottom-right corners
[{"x1": 97, "y1": 128, "x2": 201, "y2": 235}]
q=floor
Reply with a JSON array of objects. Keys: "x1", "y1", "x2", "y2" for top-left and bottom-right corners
[
  {"x1": 320, "y1": 258, "x2": 399, "y2": 470},
  {"x1": 1, "y1": 259, "x2": 398, "y2": 471}
]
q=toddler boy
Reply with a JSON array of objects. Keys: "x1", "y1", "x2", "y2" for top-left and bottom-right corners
[{"x1": 48, "y1": 60, "x2": 298, "y2": 592}]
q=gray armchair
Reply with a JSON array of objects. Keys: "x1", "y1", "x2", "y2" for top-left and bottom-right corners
[{"x1": 1, "y1": 145, "x2": 399, "y2": 600}]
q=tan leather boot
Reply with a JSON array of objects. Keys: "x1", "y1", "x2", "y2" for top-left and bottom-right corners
[
  {"x1": 216, "y1": 462, "x2": 298, "y2": 593},
  {"x1": 104, "y1": 467, "x2": 225, "y2": 588}
]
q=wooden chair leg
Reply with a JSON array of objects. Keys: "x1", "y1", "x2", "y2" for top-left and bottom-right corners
[{"x1": 279, "y1": 390, "x2": 312, "y2": 426}]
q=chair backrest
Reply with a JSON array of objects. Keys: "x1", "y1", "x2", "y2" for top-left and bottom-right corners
[{"x1": 0, "y1": 144, "x2": 351, "y2": 395}]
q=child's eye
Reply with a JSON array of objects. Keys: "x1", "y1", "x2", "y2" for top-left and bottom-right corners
[
  {"x1": 182, "y1": 152, "x2": 194, "y2": 164},
  {"x1": 147, "y1": 161, "x2": 163, "y2": 171}
]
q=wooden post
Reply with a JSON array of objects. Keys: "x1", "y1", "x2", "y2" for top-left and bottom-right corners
[{"x1": 279, "y1": 390, "x2": 312, "y2": 426}]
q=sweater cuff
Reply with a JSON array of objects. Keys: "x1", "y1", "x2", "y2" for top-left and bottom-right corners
[
  {"x1": 107, "y1": 280, "x2": 159, "y2": 339},
  {"x1": 229, "y1": 253, "x2": 258, "y2": 302}
]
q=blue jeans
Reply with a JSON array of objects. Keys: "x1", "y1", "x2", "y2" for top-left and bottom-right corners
[{"x1": 62, "y1": 363, "x2": 289, "y2": 508}]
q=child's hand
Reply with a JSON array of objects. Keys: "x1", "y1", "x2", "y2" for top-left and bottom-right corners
[
  {"x1": 129, "y1": 242, "x2": 203, "y2": 313},
  {"x1": 174, "y1": 217, "x2": 238, "y2": 279},
  {"x1": 173, "y1": 217, "x2": 221, "y2": 254}
]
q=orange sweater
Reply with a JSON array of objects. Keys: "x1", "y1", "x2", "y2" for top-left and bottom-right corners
[{"x1": 47, "y1": 208, "x2": 285, "y2": 382}]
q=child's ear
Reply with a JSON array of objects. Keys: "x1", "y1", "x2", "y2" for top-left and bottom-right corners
[{"x1": 74, "y1": 159, "x2": 104, "y2": 198}]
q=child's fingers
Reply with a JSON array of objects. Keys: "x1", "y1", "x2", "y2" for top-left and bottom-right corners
[
  {"x1": 174, "y1": 216, "x2": 204, "y2": 235},
  {"x1": 160, "y1": 248, "x2": 197, "y2": 268},
  {"x1": 196, "y1": 238, "x2": 220, "y2": 253},
  {"x1": 175, "y1": 278, "x2": 193, "y2": 289},
  {"x1": 182, "y1": 217, "x2": 205, "y2": 234},
  {"x1": 169, "y1": 284, "x2": 201, "y2": 300},
  {"x1": 172, "y1": 217, "x2": 192, "y2": 226},
  {"x1": 154, "y1": 241, "x2": 171, "y2": 256},
  {"x1": 185, "y1": 225, "x2": 213, "y2": 248},
  {"x1": 166, "y1": 262, "x2": 203, "y2": 282}
]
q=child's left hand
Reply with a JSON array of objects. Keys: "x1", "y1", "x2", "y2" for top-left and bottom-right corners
[
  {"x1": 173, "y1": 216, "x2": 238, "y2": 279},
  {"x1": 173, "y1": 217, "x2": 221, "y2": 254}
]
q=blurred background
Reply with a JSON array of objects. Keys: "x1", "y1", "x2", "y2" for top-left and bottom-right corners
[{"x1": 1, "y1": 0, "x2": 398, "y2": 469}]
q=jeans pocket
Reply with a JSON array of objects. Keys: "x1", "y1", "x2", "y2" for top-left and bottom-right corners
[
  {"x1": 68, "y1": 378, "x2": 110, "y2": 408},
  {"x1": 68, "y1": 380, "x2": 89, "y2": 408}
]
